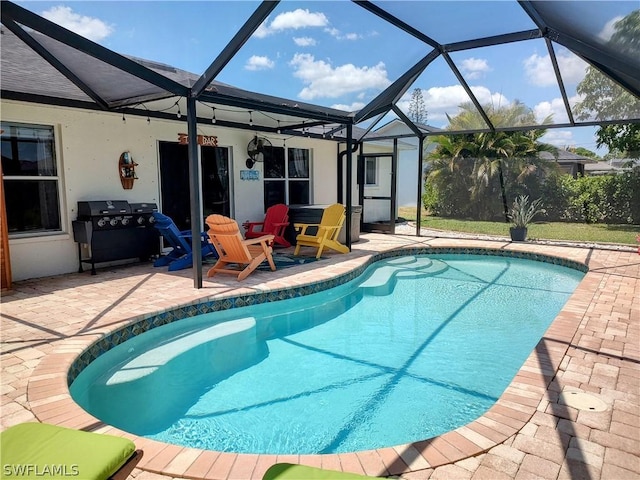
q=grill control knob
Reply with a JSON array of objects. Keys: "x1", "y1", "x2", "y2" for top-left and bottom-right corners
[
  {"x1": 122, "y1": 217, "x2": 130, "y2": 226},
  {"x1": 148, "y1": 216, "x2": 156, "y2": 224},
  {"x1": 110, "y1": 218, "x2": 119, "y2": 227},
  {"x1": 97, "y1": 218, "x2": 106, "y2": 227},
  {"x1": 137, "y1": 216, "x2": 145, "y2": 225}
]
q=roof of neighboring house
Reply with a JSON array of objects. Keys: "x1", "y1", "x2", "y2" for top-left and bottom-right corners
[
  {"x1": 539, "y1": 149, "x2": 598, "y2": 164},
  {"x1": 584, "y1": 162, "x2": 625, "y2": 173}
]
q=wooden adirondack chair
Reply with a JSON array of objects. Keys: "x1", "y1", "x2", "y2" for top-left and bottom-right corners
[
  {"x1": 205, "y1": 214, "x2": 276, "y2": 281},
  {"x1": 293, "y1": 203, "x2": 350, "y2": 259},
  {"x1": 242, "y1": 203, "x2": 291, "y2": 247}
]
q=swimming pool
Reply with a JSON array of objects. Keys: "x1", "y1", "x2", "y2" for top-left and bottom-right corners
[{"x1": 70, "y1": 253, "x2": 584, "y2": 455}]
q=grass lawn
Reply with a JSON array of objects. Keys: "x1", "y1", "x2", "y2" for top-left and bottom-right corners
[{"x1": 397, "y1": 206, "x2": 640, "y2": 246}]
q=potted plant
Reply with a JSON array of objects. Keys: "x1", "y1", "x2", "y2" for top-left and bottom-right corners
[{"x1": 508, "y1": 195, "x2": 544, "y2": 242}]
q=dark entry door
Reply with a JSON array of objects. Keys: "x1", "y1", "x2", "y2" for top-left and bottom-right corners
[{"x1": 159, "y1": 142, "x2": 230, "y2": 231}]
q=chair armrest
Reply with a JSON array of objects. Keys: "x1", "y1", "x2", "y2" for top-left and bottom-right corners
[
  {"x1": 243, "y1": 234, "x2": 275, "y2": 246},
  {"x1": 294, "y1": 223, "x2": 319, "y2": 235},
  {"x1": 242, "y1": 221, "x2": 264, "y2": 229}
]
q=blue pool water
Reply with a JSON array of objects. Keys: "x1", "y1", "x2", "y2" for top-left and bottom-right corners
[{"x1": 70, "y1": 254, "x2": 584, "y2": 454}]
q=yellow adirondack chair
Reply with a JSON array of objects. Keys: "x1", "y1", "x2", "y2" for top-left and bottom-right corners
[
  {"x1": 293, "y1": 203, "x2": 350, "y2": 259},
  {"x1": 205, "y1": 214, "x2": 276, "y2": 281}
]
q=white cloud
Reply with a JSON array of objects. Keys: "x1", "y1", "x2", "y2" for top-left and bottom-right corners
[
  {"x1": 331, "y1": 101, "x2": 366, "y2": 112},
  {"x1": 460, "y1": 57, "x2": 491, "y2": 80},
  {"x1": 468, "y1": 85, "x2": 509, "y2": 108},
  {"x1": 324, "y1": 27, "x2": 340, "y2": 37},
  {"x1": 254, "y1": 20, "x2": 272, "y2": 39},
  {"x1": 41, "y1": 6, "x2": 113, "y2": 42},
  {"x1": 294, "y1": 37, "x2": 317, "y2": 47},
  {"x1": 396, "y1": 84, "x2": 509, "y2": 126},
  {"x1": 254, "y1": 9, "x2": 328, "y2": 38},
  {"x1": 599, "y1": 15, "x2": 623, "y2": 42},
  {"x1": 289, "y1": 53, "x2": 390, "y2": 100},
  {"x1": 344, "y1": 33, "x2": 359, "y2": 41},
  {"x1": 540, "y1": 130, "x2": 575, "y2": 149},
  {"x1": 523, "y1": 51, "x2": 588, "y2": 87},
  {"x1": 324, "y1": 27, "x2": 361, "y2": 41},
  {"x1": 245, "y1": 55, "x2": 275, "y2": 71},
  {"x1": 533, "y1": 96, "x2": 573, "y2": 125}
]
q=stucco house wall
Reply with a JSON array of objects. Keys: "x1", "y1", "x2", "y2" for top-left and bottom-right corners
[{"x1": 2, "y1": 99, "x2": 343, "y2": 281}]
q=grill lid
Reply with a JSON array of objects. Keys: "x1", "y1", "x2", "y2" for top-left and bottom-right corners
[
  {"x1": 77, "y1": 200, "x2": 131, "y2": 217},
  {"x1": 129, "y1": 202, "x2": 158, "y2": 214}
]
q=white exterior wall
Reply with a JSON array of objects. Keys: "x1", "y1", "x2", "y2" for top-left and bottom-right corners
[{"x1": 2, "y1": 100, "x2": 338, "y2": 281}]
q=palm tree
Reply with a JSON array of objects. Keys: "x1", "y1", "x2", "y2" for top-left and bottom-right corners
[{"x1": 425, "y1": 101, "x2": 556, "y2": 220}]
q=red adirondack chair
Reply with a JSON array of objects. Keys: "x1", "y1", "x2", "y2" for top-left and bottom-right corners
[{"x1": 242, "y1": 203, "x2": 291, "y2": 248}]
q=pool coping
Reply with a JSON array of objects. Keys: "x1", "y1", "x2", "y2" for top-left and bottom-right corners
[{"x1": 25, "y1": 242, "x2": 607, "y2": 479}]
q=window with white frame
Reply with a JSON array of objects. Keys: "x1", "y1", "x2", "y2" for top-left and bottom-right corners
[
  {"x1": 263, "y1": 146, "x2": 311, "y2": 207},
  {"x1": 365, "y1": 157, "x2": 378, "y2": 186},
  {"x1": 1, "y1": 122, "x2": 62, "y2": 235}
]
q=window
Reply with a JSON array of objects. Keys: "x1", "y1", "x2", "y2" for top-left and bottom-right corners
[
  {"x1": 365, "y1": 157, "x2": 378, "y2": 186},
  {"x1": 263, "y1": 146, "x2": 311, "y2": 207},
  {"x1": 1, "y1": 122, "x2": 61, "y2": 234}
]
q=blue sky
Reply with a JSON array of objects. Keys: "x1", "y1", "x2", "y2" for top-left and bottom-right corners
[{"x1": 16, "y1": 1, "x2": 638, "y2": 156}]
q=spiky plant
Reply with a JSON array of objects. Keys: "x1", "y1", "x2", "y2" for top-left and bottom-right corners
[{"x1": 509, "y1": 195, "x2": 544, "y2": 228}]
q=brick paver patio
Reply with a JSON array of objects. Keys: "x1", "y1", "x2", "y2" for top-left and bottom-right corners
[{"x1": 1, "y1": 232, "x2": 638, "y2": 479}]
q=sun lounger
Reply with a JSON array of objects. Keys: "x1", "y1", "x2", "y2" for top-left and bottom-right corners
[
  {"x1": 0, "y1": 423, "x2": 142, "y2": 480},
  {"x1": 263, "y1": 463, "x2": 382, "y2": 479}
]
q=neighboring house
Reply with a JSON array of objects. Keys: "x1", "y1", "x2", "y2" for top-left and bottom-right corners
[
  {"x1": 585, "y1": 158, "x2": 640, "y2": 175},
  {"x1": 539, "y1": 149, "x2": 597, "y2": 177}
]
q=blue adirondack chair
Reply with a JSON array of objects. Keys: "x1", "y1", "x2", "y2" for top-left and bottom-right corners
[{"x1": 152, "y1": 212, "x2": 216, "y2": 271}]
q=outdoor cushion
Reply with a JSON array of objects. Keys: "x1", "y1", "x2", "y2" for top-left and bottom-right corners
[
  {"x1": 0, "y1": 423, "x2": 136, "y2": 480},
  {"x1": 262, "y1": 463, "x2": 383, "y2": 480}
]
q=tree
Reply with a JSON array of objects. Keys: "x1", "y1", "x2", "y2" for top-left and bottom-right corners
[
  {"x1": 566, "y1": 146, "x2": 599, "y2": 160},
  {"x1": 408, "y1": 88, "x2": 427, "y2": 124},
  {"x1": 425, "y1": 101, "x2": 556, "y2": 220},
  {"x1": 574, "y1": 10, "x2": 640, "y2": 158}
]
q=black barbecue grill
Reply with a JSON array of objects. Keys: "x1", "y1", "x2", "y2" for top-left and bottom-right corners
[{"x1": 72, "y1": 200, "x2": 159, "y2": 274}]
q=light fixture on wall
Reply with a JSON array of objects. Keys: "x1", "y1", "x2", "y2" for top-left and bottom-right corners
[{"x1": 211, "y1": 107, "x2": 217, "y2": 124}]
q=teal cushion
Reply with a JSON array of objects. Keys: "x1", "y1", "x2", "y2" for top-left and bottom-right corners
[
  {"x1": 0, "y1": 423, "x2": 136, "y2": 480},
  {"x1": 262, "y1": 463, "x2": 382, "y2": 480}
]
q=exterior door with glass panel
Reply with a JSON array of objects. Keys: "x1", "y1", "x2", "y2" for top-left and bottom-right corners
[{"x1": 158, "y1": 141, "x2": 230, "y2": 232}]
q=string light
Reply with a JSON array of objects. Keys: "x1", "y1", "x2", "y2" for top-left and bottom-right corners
[
  {"x1": 176, "y1": 105, "x2": 182, "y2": 119},
  {"x1": 211, "y1": 107, "x2": 216, "y2": 124},
  {"x1": 248, "y1": 111, "x2": 253, "y2": 126},
  {"x1": 122, "y1": 112, "x2": 126, "y2": 123},
  {"x1": 277, "y1": 120, "x2": 281, "y2": 135}
]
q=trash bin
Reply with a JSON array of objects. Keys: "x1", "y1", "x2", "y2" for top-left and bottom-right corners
[{"x1": 338, "y1": 205, "x2": 362, "y2": 244}]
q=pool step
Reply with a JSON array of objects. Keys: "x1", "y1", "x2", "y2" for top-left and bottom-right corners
[
  {"x1": 106, "y1": 317, "x2": 258, "y2": 384},
  {"x1": 359, "y1": 256, "x2": 448, "y2": 296}
]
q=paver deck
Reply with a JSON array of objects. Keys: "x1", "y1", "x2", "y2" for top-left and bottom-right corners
[{"x1": 1, "y1": 232, "x2": 638, "y2": 480}]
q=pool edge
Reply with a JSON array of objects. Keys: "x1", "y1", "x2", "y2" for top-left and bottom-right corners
[{"x1": 27, "y1": 243, "x2": 598, "y2": 479}]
